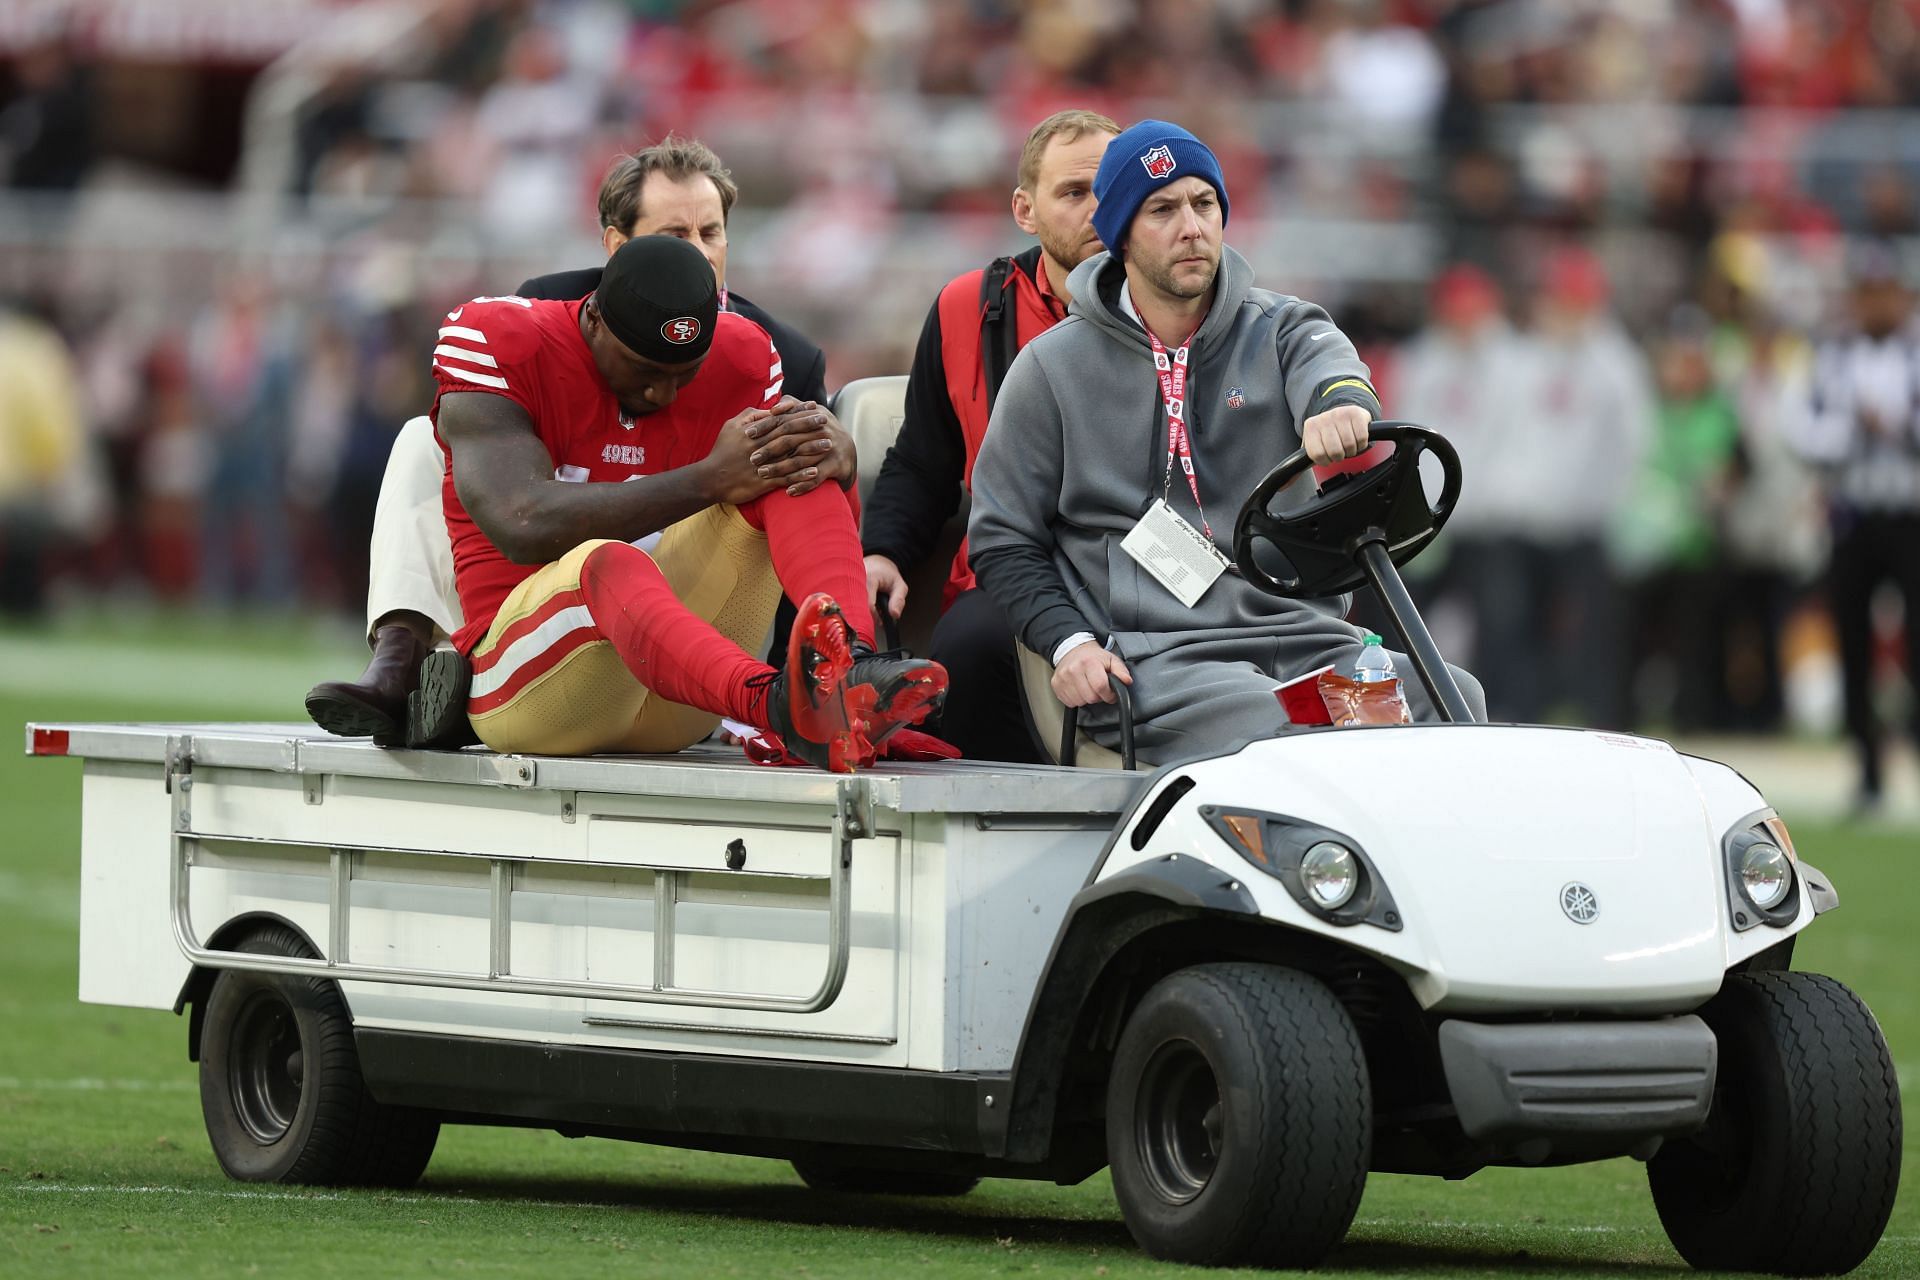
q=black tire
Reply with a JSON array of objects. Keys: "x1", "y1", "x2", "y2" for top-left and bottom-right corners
[
  {"x1": 790, "y1": 1154, "x2": 980, "y2": 1197},
  {"x1": 1648, "y1": 971, "x2": 1902, "y2": 1275},
  {"x1": 1105, "y1": 962, "x2": 1370, "y2": 1268},
  {"x1": 198, "y1": 924, "x2": 440, "y2": 1186}
]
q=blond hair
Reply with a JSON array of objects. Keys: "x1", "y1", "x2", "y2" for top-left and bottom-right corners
[{"x1": 1016, "y1": 108, "x2": 1120, "y2": 191}]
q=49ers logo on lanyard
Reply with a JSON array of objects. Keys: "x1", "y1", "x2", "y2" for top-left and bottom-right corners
[{"x1": 1148, "y1": 325, "x2": 1216, "y2": 541}]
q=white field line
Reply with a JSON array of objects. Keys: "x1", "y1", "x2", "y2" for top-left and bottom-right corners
[
  {"x1": 1353, "y1": 1217, "x2": 1619, "y2": 1234},
  {"x1": 13, "y1": 1186, "x2": 1913, "y2": 1246},
  {"x1": 11, "y1": 1189, "x2": 1904, "y2": 1243},
  {"x1": 0, "y1": 1077, "x2": 194, "y2": 1093},
  {"x1": 4, "y1": 1184, "x2": 627, "y2": 1212}
]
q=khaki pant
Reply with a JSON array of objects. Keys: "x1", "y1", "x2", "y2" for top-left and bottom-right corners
[
  {"x1": 365, "y1": 416, "x2": 460, "y2": 646},
  {"x1": 466, "y1": 504, "x2": 780, "y2": 755}
]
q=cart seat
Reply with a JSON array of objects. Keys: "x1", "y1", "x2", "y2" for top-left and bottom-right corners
[
  {"x1": 832, "y1": 376, "x2": 967, "y2": 658},
  {"x1": 1016, "y1": 643, "x2": 1132, "y2": 770}
]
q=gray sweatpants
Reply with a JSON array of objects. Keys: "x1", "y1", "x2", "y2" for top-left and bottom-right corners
[{"x1": 1078, "y1": 632, "x2": 1487, "y2": 765}]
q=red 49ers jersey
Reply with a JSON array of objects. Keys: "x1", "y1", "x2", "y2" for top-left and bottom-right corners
[{"x1": 430, "y1": 295, "x2": 784, "y2": 652}]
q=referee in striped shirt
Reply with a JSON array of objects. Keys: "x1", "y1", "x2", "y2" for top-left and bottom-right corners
[{"x1": 1800, "y1": 244, "x2": 1920, "y2": 810}]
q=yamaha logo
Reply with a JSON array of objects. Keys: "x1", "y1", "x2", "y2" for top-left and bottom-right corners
[{"x1": 1560, "y1": 883, "x2": 1599, "y2": 924}]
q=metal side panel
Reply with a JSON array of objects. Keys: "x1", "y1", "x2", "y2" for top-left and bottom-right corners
[
  {"x1": 78, "y1": 760, "x2": 185, "y2": 1009},
  {"x1": 171, "y1": 765, "x2": 900, "y2": 1063},
  {"x1": 566, "y1": 830, "x2": 905, "y2": 1063},
  {"x1": 197, "y1": 767, "x2": 581, "y2": 861},
  {"x1": 903, "y1": 811, "x2": 953, "y2": 1073},
  {"x1": 949, "y1": 815, "x2": 1112, "y2": 1073}
]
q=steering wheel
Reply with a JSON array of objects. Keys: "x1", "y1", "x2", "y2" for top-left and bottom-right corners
[{"x1": 1232, "y1": 421, "x2": 1461, "y2": 599}]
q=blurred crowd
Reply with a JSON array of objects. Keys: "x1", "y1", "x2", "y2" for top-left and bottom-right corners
[{"x1": 2, "y1": 0, "x2": 1918, "y2": 793}]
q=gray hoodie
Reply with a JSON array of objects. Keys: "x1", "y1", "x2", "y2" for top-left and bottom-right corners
[{"x1": 969, "y1": 245, "x2": 1382, "y2": 682}]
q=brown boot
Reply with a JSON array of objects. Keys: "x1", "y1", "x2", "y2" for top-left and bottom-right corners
[{"x1": 305, "y1": 624, "x2": 428, "y2": 746}]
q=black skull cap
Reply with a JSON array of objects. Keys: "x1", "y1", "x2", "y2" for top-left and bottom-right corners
[{"x1": 594, "y1": 234, "x2": 719, "y2": 363}]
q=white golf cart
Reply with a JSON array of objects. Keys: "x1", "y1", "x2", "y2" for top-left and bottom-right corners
[{"x1": 27, "y1": 406, "x2": 1901, "y2": 1274}]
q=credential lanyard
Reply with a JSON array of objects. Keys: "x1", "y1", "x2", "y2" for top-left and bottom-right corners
[{"x1": 1147, "y1": 326, "x2": 1215, "y2": 540}]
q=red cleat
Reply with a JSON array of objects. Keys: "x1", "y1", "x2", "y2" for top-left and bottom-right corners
[{"x1": 752, "y1": 593, "x2": 862, "y2": 773}]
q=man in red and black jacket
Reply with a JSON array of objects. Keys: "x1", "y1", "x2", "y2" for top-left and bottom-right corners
[{"x1": 862, "y1": 109, "x2": 1118, "y2": 761}]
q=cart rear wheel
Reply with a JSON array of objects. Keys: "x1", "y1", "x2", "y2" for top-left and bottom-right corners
[
  {"x1": 790, "y1": 1153, "x2": 980, "y2": 1196},
  {"x1": 1106, "y1": 962, "x2": 1369, "y2": 1268},
  {"x1": 198, "y1": 924, "x2": 440, "y2": 1186},
  {"x1": 1648, "y1": 971, "x2": 1901, "y2": 1275}
]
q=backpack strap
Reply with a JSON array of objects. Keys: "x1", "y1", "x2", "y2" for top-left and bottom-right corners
[{"x1": 978, "y1": 255, "x2": 1021, "y2": 412}]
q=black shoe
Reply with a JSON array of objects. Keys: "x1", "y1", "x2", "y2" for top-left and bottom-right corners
[
  {"x1": 405, "y1": 649, "x2": 481, "y2": 749},
  {"x1": 305, "y1": 624, "x2": 426, "y2": 746},
  {"x1": 844, "y1": 647, "x2": 949, "y2": 750}
]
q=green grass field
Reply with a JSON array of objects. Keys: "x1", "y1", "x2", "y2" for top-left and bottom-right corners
[{"x1": 1, "y1": 616, "x2": 1913, "y2": 1278}]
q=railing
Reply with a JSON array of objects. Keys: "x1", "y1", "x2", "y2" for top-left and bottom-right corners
[{"x1": 161, "y1": 735, "x2": 869, "y2": 1014}]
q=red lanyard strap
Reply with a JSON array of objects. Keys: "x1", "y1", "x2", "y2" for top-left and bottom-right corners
[{"x1": 1147, "y1": 326, "x2": 1214, "y2": 540}]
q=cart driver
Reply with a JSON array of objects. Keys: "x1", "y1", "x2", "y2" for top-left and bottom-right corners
[
  {"x1": 425, "y1": 234, "x2": 947, "y2": 771},
  {"x1": 969, "y1": 120, "x2": 1485, "y2": 763}
]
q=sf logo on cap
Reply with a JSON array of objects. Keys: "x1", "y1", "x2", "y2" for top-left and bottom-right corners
[
  {"x1": 661, "y1": 316, "x2": 702, "y2": 345},
  {"x1": 1140, "y1": 145, "x2": 1176, "y2": 180}
]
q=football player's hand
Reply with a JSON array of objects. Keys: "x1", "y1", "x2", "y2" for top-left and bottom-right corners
[
  {"x1": 1052, "y1": 641, "x2": 1132, "y2": 709},
  {"x1": 1301, "y1": 404, "x2": 1371, "y2": 466},
  {"x1": 699, "y1": 407, "x2": 791, "y2": 506},
  {"x1": 745, "y1": 398, "x2": 851, "y2": 496},
  {"x1": 866, "y1": 554, "x2": 908, "y2": 620}
]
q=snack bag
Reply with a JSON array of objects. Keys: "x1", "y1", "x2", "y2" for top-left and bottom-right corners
[{"x1": 1315, "y1": 669, "x2": 1412, "y2": 727}]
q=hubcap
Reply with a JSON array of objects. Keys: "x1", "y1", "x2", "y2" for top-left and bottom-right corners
[
  {"x1": 1135, "y1": 1039, "x2": 1222, "y2": 1203},
  {"x1": 228, "y1": 990, "x2": 304, "y2": 1145}
]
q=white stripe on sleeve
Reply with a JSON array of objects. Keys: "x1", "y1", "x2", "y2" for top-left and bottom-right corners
[
  {"x1": 762, "y1": 335, "x2": 783, "y2": 405},
  {"x1": 434, "y1": 360, "x2": 509, "y2": 390},
  {"x1": 439, "y1": 325, "x2": 488, "y2": 344},
  {"x1": 433, "y1": 344, "x2": 498, "y2": 368}
]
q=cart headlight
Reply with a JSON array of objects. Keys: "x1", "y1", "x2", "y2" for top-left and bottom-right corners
[
  {"x1": 1199, "y1": 808, "x2": 1401, "y2": 931},
  {"x1": 1722, "y1": 814, "x2": 1800, "y2": 930},
  {"x1": 1301, "y1": 842, "x2": 1358, "y2": 909},
  {"x1": 1740, "y1": 842, "x2": 1792, "y2": 910}
]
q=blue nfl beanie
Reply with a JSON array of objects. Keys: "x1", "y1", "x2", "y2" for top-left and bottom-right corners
[{"x1": 1092, "y1": 120, "x2": 1231, "y2": 253}]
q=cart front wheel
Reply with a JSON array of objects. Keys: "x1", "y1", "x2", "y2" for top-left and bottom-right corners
[
  {"x1": 1106, "y1": 962, "x2": 1369, "y2": 1268},
  {"x1": 198, "y1": 923, "x2": 440, "y2": 1186},
  {"x1": 1648, "y1": 971, "x2": 1901, "y2": 1275}
]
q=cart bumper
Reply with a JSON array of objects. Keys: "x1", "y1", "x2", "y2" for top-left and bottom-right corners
[{"x1": 1437, "y1": 1016, "x2": 1716, "y2": 1164}]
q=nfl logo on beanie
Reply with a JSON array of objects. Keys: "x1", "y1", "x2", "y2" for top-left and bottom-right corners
[{"x1": 1093, "y1": 120, "x2": 1230, "y2": 252}]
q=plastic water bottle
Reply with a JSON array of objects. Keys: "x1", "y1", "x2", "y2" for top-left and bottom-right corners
[{"x1": 1354, "y1": 632, "x2": 1395, "y2": 682}]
